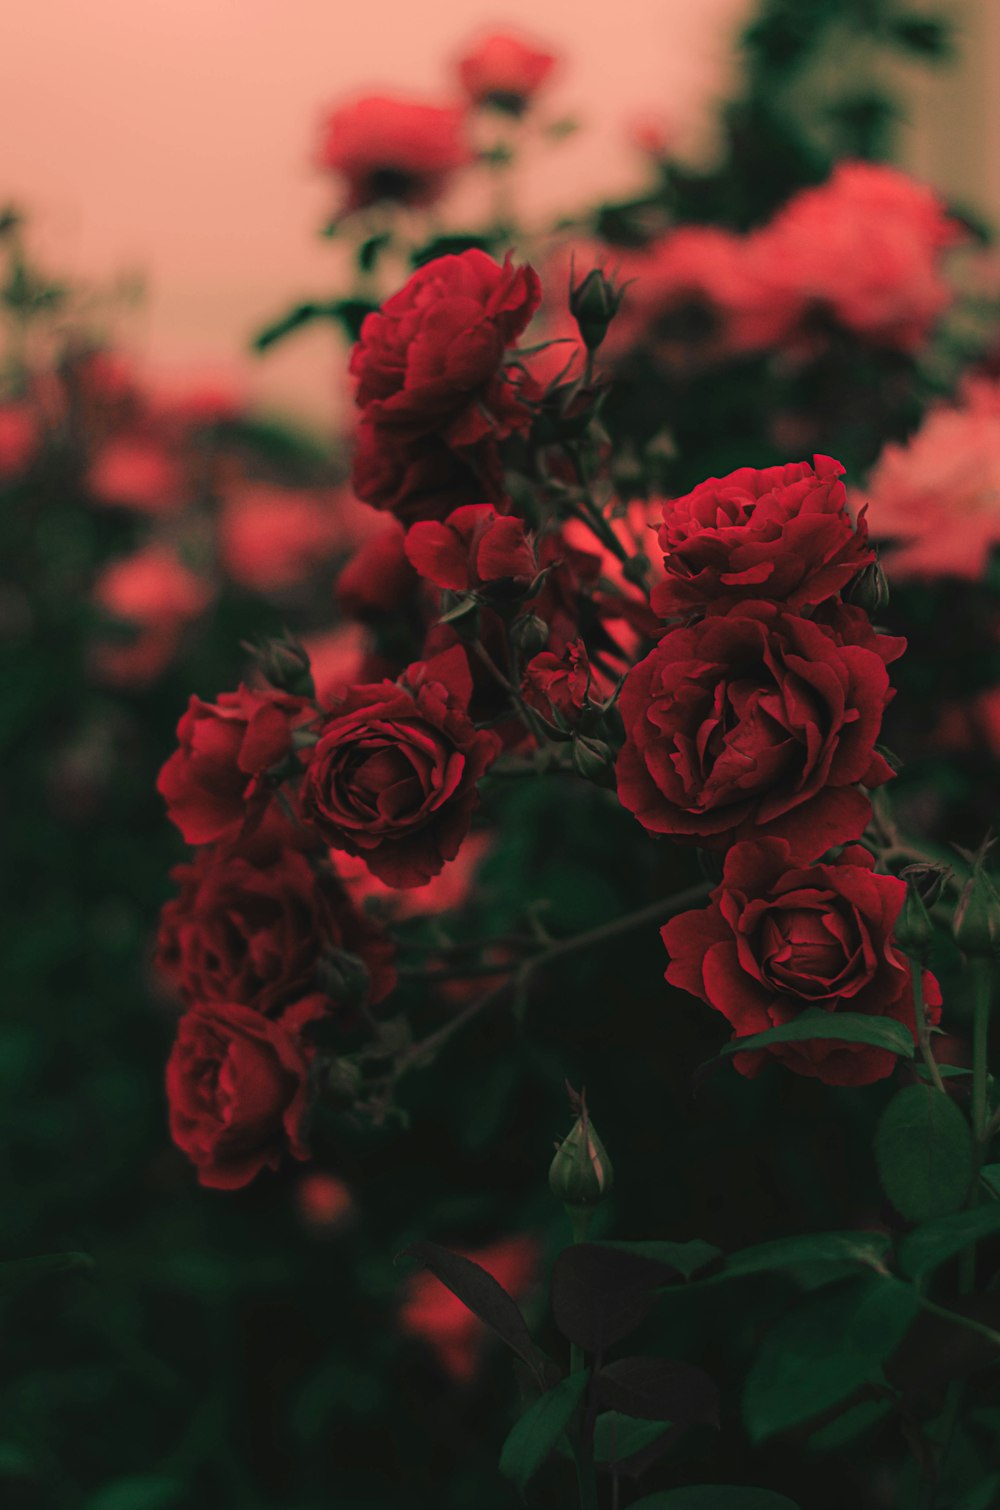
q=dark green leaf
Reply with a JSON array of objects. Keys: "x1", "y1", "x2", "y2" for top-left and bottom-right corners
[
  {"x1": 551, "y1": 1243, "x2": 677, "y2": 1352},
  {"x1": 592, "y1": 1413, "x2": 673, "y2": 1465},
  {"x1": 807, "y1": 1397, "x2": 892, "y2": 1451},
  {"x1": 357, "y1": 232, "x2": 392, "y2": 274},
  {"x1": 713, "y1": 1011, "x2": 915, "y2": 1067},
  {"x1": 698, "y1": 1231, "x2": 890, "y2": 1288},
  {"x1": 629, "y1": 1490, "x2": 802, "y2": 1509},
  {"x1": 743, "y1": 1276, "x2": 919, "y2": 1442},
  {"x1": 597, "y1": 1239, "x2": 722, "y2": 1280},
  {"x1": 874, "y1": 1085, "x2": 974, "y2": 1221},
  {"x1": 0, "y1": 1251, "x2": 94, "y2": 1294},
  {"x1": 595, "y1": 1356, "x2": 718, "y2": 1425},
  {"x1": 498, "y1": 1371, "x2": 588, "y2": 1495},
  {"x1": 898, "y1": 1205, "x2": 1000, "y2": 1281},
  {"x1": 83, "y1": 1478, "x2": 185, "y2": 1510}
]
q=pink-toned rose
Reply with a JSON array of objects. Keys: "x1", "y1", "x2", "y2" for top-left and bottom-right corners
[
  {"x1": 318, "y1": 95, "x2": 471, "y2": 213},
  {"x1": 405, "y1": 504, "x2": 536, "y2": 592},
  {"x1": 457, "y1": 31, "x2": 557, "y2": 112},
  {"x1": 92, "y1": 545, "x2": 212, "y2": 687},
  {"x1": 219, "y1": 484, "x2": 341, "y2": 592}
]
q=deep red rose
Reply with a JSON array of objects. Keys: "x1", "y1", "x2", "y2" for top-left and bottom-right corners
[
  {"x1": 522, "y1": 639, "x2": 590, "y2": 724},
  {"x1": 651, "y1": 455, "x2": 872, "y2": 619},
  {"x1": 317, "y1": 95, "x2": 471, "y2": 213},
  {"x1": 158, "y1": 686, "x2": 312, "y2": 846},
  {"x1": 300, "y1": 645, "x2": 501, "y2": 887},
  {"x1": 616, "y1": 601, "x2": 902, "y2": 861},
  {"x1": 156, "y1": 843, "x2": 396, "y2": 1016},
  {"x1": 457, "y1": 32, "x2": 557, "y2": 112},
  {"x1": 661, "y1": 838, "x2": 941, "y2": 1086},
  {"x1": 405, "y1": 504, "x2": 536, "y2": 592},
  {"x1": 335, "y1": 518, "x2": 420, "y2": 619},
  {"x1": 400, "y1": 1235, "x2": 539, "y2": 1381},
  {"x1": 349, "y1": 250, "x2": 542, "y2": 523},
  {"x1": 166, "y1": 998, "x2": 323, "y2": 1189}
]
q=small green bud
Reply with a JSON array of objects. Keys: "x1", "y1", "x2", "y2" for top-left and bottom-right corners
[
  {"x1": 953, "y1": 858, "x2": 1000, "y2": 959},
  {"x1": 247, "y1": 631, "x2": 315, "y2": 698},
  {"x1": 895, "y1": 870, "x2": 936, "y2": 963},
  {"x1": 316, "y1": 948, "x2": 371, "y2": 1008},
  {"x1": 845, "y1": 552, "x2": 890, "y2": 617},
  {"x1": 511, "y1": 613, "x2": 550, "y2": 658},
  {"x1": 322, "y1": 1057, "x2": 363, "y2": 1109},
  {"x1": 572, "y1": 735, "x2": 615, "y2": 786},
  {"x1": 569, "y1": 267, "x2": 625, "y2": 352},
  {"x1": 549, "y1": 1093, "x2": 614, "y2": 1209}
]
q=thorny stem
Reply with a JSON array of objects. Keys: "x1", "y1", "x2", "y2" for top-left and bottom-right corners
[{"x1": 394, "y1": 880, "x2": 711, "y2": 1078}]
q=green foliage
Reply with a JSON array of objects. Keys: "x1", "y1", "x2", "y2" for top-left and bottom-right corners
[
  {"x1": 898, "y1": 1204, "x2": 1000, "y2": 1280},
  {"x1": 498, "y1": 1372, "x2": 588, "y2": 1496},
  {"x1": 630, "y1": 1490, "x2": 802, "y2": 1509},
  {"x1": 713, "y1": 1011, "x2": 916, "y2": 1066},
  {"x1": 874, "y1": 1084, "x2": 974, "y2": 1220}
]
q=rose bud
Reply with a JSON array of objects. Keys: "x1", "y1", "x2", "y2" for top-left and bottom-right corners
[
  {"x1": 248, "y1": 631, "x2": 316, "y2": 698},
  {"x1": 572, "y1": 735, "x2": 615, "y2": 787},
  {"x1": 895, "y1": 868, "x2": 938, "y2": 963},
  {"x1": 953, "y1": 855, "x2": 1000, "y2": 959},
  {"x1": 510, "y1": 613, "x2": 550, "y2": 658},
  {"x1": 549, "y1": 1095, "x2": 614, "y2": 1212},
  {"x1": 315, "y1": 947, "x2": 372, "y2": 1010},
  {"x1": 569, "y1": 267, "x2": 626, "y2": 352},
  {"x1": 845, "y1": 551, "x2": 890, "y2": 617}
]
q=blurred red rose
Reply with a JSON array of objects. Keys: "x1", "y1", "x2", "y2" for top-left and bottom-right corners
[
  {"x1": 335, "y1": 518, "x2": 419, "y2": 619},
  {"x1": 156, "y1": 842, "x2": 395, "y2": 1016},
  {"x1": 158, "y1": 685, "x2": 312, "y2": 846},
  {"x1": 616, "y1": 601, "x2": 902, "y2": 861},
  {"x1": 331, "y1": 829, "x2": 492, "y2": 919},
  {"x1": 318, "y1": 94, "x2": 471, "y2": 213},
  {"x1": 457, "y1": 31, "x2": 557, "y2": 112},
  {"x1": 858, "y1": 377, "x2": 1000, "y2": 580},
  {"x1": 0, "y1": 402, "x2": 38, "y2": 478},
  {"x1": 88, "y1": 437, "x2": 185, "y2": 514},
  {"x1": 652, "y1": 455, "x2": 871, "y2": 619},
  {"x1": 167, "y1": 999, "x2": 322, "y2": 1189},
  {"x1": 219, "y1": 484, "x2": 341, "y2": 592},
  {"x1": 405, "y1": 504, "x2": 535, "y2": 591},
  {"x1": 301, "y1": 645, "x2": 501, "y2": 888},
  {"x1": 400, "y1": 1236, "x2": 539, "y2": 1381},
  {"x1": 295, "y1": 1171, "x2": 355, "y2": 1232},
  {"x1": 662, "y1": 838, "x2": 941, "y2": 1086},
  {"x1": 350, "y1": 250, "x2": 541, "y2": 523},
  {"x1": 92, "y1": 544, "x2": 212, "y2": 687}
]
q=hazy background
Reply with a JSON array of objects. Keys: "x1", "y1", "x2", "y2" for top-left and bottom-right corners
[{"x1": 2, "y1": 0, "x2": 997, "y2": 424}]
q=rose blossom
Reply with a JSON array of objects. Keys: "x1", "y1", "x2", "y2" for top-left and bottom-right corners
[
  {"x1": 0, "y1": 402, "x2": 37, "y2": 478},
  {"x1": 156, "y1": 842, "x2": 396, "y2": 1016},
  {"x1": 857, "y1": 378, "x2": 1000, "y2": 580},
  {"x1": 661, "y1": 838, "x2": 941, "y2": 1086},
  {"x1": 350, "y1": 250, "x2": 542, "y2": 523},
  {"x1": 335, "y1": 519, "x2": 420, "y2": 620},
  {"x1": 158, "y1": 685, "x2": 313, "y2": 846},
  {"x1": 457, "y1": 31, "x2": 557, "y2": 112},
  {"x1": 522, "y1": 639, "x2": 590, "y2": 724},
  {"x1": 301, "y1": 645, "x2": 501, "y2": 888},
  {"x1": 318, "y1": 95, "x2": 471, "y2": 214},
  {"x1": 400, "y1": 1236, "x2": 539, "y2": 1381},
  {"x1": 219, "y1": 484, "x2": 341, "y2": 592},
  {"x1": 166, "y1": 998, "x2": 324, "y2": 1189},
  {"x1": 88, "y1": 437, "x2": 185, "y2": 514},
  {"x1": 652, "y1": 455, "x2": 872, "y2": 619},
  {"x1": 92, "y1": 544, "x2": 212, "y2": 687},
  {"x1": 616, "y1": 601, "x2": 902, "y2": 862},
  {"x1": 405, "y1": 504, "x2": 536, "y2": 592}
]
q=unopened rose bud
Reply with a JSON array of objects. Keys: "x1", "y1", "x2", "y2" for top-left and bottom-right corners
[
  {"x1": 845, "y1": 553, "x2": 889, "y2": 617},
  {"x1": 322, "y1": 1057, "x2": 363, "y2": 1109},
  {"x1": 953, "y1": 858, "x2": 1000, "y2": 960},
  {"x1": 316, "y1": 948, "x2": 371, "y2": 1008},
  {"x1": 511, "y1": 613, "x2": 549, "y2": 658},
  {"x1": 895, "y1": 871, "x2": 936, "y2": 963},
  {"x1": 549, "y1": 1098, "x2": 613, "y2": 1210},
  {"x1": 569, "y1": 268, "x2": 625, "y2": 352},
  {"x1": 572, "y1": 735, "x2": 615, "y2": 786},
  {"x1": 249, "y1": 632, "x2": 315, "y2": 697}
]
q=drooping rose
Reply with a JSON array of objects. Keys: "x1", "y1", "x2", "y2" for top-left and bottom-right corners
[
  {"x1": 318, "y1": 95, "x2": 471, "y2": 214},
  {"x1": 457, "y1": 31, "x2": 557, "y2": 113},
  {"x1": 616, "y1": 601, "x2": 902, "y2": 862},
  {"x1": 661, "y1": 838, "x2": 941, "y2": 1086},
  {"x1": 301, "y1": 646, "x2": 501, "y2": 887},
  {"x1": 156, "y1": 842, "x2": 396, "y2": 1016},
  {"x1": 349, "y1": 250, "x2": 542, "y2": 523},
  {"x1": 400, "y1": 1236, "x2": 539, "y2": 1381},
  {"x1": 158, "y1": 686, "x2": 313, "y2": 846},
  {"x1": 166, "y1": 999, "x2": 322, "y2": 1189},
  {"x1": 405, "y1": 504, "x2": 536, "y2": 592},
  {"x1": 652, "y1": 455, "x2": 872, "y2": 619}
]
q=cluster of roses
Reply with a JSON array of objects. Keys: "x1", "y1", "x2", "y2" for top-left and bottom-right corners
[
  {"x1": 157, "y1": 229, "x2": 944, "y2": 1190},
  {"x1": 616, "y1": 457, "x2": 942, "y2": 1085}
]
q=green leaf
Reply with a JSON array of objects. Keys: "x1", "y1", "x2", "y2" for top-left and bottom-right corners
[
  {"x1": 597, "y1": 1239, "x2": 722, "y2": 1280},
  {"x1": 743, "y1": 1276, "x2": 919, "y2": 1442},
  {"x1": 629, "y1": 1490, "x2": 802, "y2": 1509},
  {"x1": 898, "y1": 1204, "x2": 1000, "y2": 1281},
  {"x1": 592, "y1": 1413, "x2": 671, "y2": 1465},
  {"x1": 981, "y1": 1164, "x2": 1000, "y2": 1198},
  {"x1": 0, "y1": 1251, "x2": 94, "y2": 1294},
  {"x1": 83, "y1": 1478, "x2": 185, "y2": 1510},
  {"x1": 498, "y1": 1371, "x2": 589, "y2": 1496},
  {"x1": 807, "y1": 1396, "x2": 892, "y2": 1451},
  {"x1": 698, "y1": 1231, "x2": 890, "y2": 1288},
  {"x1": 714, "y1": 1011, "x2": 916, "y2": 1066},
  {"x1": 956, "y1": 1472, "x2": 1000, "y2": 1510},
  {"x1": 874, "y1": 1085, "x2": 974, "y2": 1221}
]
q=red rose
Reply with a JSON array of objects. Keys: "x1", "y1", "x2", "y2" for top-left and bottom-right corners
[
  {"x1": 349, "y1": 250, "x2": 542, "y2": 523},
  {"x1": 405, "y1": 504, "x2": 536, "y2": 592},
  {"x1": 301, "y1": 646, "x2": 501, "y2": 887},
  {"x1": 158, "y1": 686, "x2": 312, "y2": 846},
  {"x1": 457, "y1": 32, "x2": 557, "y2": 112},
  {"x1": 661, "y1": 838, "x2": 941, "y2": 1086},
  {"x1": 166, "y1": 999, "x2": 322, "y2": 1188},
  {"x1": 91, "y1": 544, "x2": 212, "y2": 688},
  {"x1": 522, "y1": 639, "x2": 590, "y2": 724},
  {"x1": 156, "y1": 843, "x2": 396, "y2": 1016},
  {"x1": 317, "y1": 95, "x2": 471, "y2": 213},
  {"x1": 651, "y1": 456, "x2": 872, "y2": 619},
  {"x1": 219, "y1": 484, "x2": 341, "y2": 592},
  {"x1": 616, "y1": 601, "x2": 902, "y2": 861},
  {"x1": 335, "y1": 518, "x2": 419, "y2": 619}
]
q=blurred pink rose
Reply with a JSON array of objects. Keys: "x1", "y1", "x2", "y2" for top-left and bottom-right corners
[
  {"x1": 457, "y1": 31, "x2": 557, "y2": 112},
  {"x1": 219, "y1": 484, "x2": 342, "y2": 592},
  {"x1": 88, "y1": 437, "x2": 186, "y2": 514},
  {"x1": 318, "y1": 94, "x2": 471, "y2": 213},
  {"x1": 92, "y1": 544, "x2": 212, "y2": 686},
  {"x1": 0, "y1": 402, "x2": 37, "y2": 478}
]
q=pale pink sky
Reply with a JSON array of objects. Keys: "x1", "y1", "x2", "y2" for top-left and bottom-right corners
[{"x1": 1, "y1": 0, "x2": 753, "y2": 426}]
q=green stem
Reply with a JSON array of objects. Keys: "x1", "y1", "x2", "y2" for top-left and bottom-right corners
[
  {"x1": 913, "y1": 968, "x2": 947, "y2": 1096},
  {"x1": 915, "y1": 1294, "x2": 1000, "y2": 1352},
  {"x1": 971, "y1": 959, "x2": 992, "y2": 1147}
]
